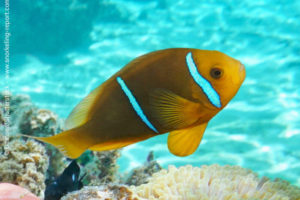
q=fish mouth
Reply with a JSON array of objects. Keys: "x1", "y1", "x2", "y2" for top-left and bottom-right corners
[
  {"x1": 239, "y1": 63, "x2": 245, "y2": 72},
  {"x1": 231, "y1": 63, "x2": 246, "y2": 85},
  {"x1": 239, "y1": 63, "x2": 246, "y2": 82}
]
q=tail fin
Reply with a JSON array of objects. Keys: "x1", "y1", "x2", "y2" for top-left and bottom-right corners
[{"x1": 22, "y1": 128, "x2": 93, "y2": 159}]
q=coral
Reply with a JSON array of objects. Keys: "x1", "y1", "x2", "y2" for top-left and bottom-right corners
[
  {"x1": 0, "y1": 92, "x2": 64, "y2": 137},
  {"x1": 46, "y1": 147, "x2": 68, "y2": 178},
  {"x1": 0, "y1": 103, "x2": 4, "y2": 126},
  {"x1": 0, "y1": 134, "x2": 4, "y2": 147},
  {"x1": 0, "y1": 92, "x2": 67, "y2": 178},
  {"x1": 5, "y1": 92, "x2": 299, "y2": 199},
  {"x1": 17, "y1": 105, "x2": 67, "y2": 179},
  {"x1": 0, "y1": 138, "x2": 49, "y2": 198},
  {"x1": 0, "y1": 132, "x2": 8, "y2": 150},
  {"x1": 83, "y1": 150, "x2": 121, "y2": 185},
  {"x1": 61, "y1": 185, "x2": 138, "y2": 200},
  {"x1": 62, "y1": 164, "x2": 300, "y2": 200},
  {"x1": 131, "y1": 164, "x2": 300, "y2": 200},
  {"x1": 80, "y1": 151, "x2": 160, "y2": 186},
  {"x1": 20, "y1": 109, "x2": 61, "y2": 136},
  {"x1": 0, "y1": 183, "x2": 40, "y2": 200},
  {"x1": 0, "y1": 92, "x2": 34, "y2": 135},
  {"x1": 126, "y1": 151, "x2": 162, "y2": 186}
]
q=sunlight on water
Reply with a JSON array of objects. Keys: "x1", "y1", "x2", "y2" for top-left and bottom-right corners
[{"x1": 2, "y1": 0, "x2": 300, "y2": 186}]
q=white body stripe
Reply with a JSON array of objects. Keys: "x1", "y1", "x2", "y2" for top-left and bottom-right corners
[
  {"x1": 116, "y1": 77, "x2": 159, "y2": 133},
  {"x1": 186, "y1": 52, "x2": 221, "y2": 108}
]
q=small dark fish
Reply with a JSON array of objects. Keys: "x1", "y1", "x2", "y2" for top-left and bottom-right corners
[{"x1": 44, "y1": 160, "x2": 84, "y2": 200}]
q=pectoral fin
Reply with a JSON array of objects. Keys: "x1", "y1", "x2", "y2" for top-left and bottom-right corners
[
  {"x1": 149, "y1": 89, "x2": 202, "y2": 130},
  {"x1": 167, "y1": 122, "x2": 208, "y2": 156}
]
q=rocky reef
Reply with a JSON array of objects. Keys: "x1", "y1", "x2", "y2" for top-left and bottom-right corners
[
  {"x1": 62, "y1": 164, "x2": 300, "y2": 200},
  {"x1": 0, "y1": 92, "x2": 64, "y2": 137},
  {"x1": 0, "y1": 138, "x2": 48, "y2": 198},
  {"x1": 0, "y1": 92, "x2": 67, "y2": 179},
  {"x1": 61, "y1": 185, "x2": 138, "y2": 200},
  {"x1": 83, "y1": 150, "x2": 121, "y2": 185},
  {"x1": 125, "y1": 151, "x2": 162, "y2": 186},
  {"x1": 1, "y1": 93, "x2": 300, "y2": 200},
  {"x1": 19, "y1": 108, "x2": 63, "y2": 137}
]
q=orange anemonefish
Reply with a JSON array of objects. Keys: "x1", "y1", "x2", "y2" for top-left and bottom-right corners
[{"x1": 26, "y1": 48, "x2": 246, "y2": 159}]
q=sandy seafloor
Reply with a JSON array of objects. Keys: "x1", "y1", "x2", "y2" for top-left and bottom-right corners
[{"x1": 2, "y1": 0, "x2": 300, "y2": 185}]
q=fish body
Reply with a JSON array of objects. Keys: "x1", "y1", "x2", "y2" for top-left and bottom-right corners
[{"x1": 31, "y1": 48, "x2": 246, "y2": 158}]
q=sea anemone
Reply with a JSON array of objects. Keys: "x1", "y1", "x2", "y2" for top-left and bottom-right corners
[{"x1": 131, "y1": 164, "x2": 300, "y2": 200}]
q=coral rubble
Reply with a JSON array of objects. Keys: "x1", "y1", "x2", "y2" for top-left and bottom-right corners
[
  {"x1": 0, "y1": 133, "x2": 5, "y2": 149},
  {"x1": 0, "y1": 92, "x2": 33, "y2": 135},
  {"x1": 126, "y1": 151, "x2": 162, "y2": 186},
  {"x1": 0, "y1": 92, "x2": 64, "y2": 137},
  {"x1": 131, "y1": 164, "x2": 300, "y2": 200},
  {"x1": 18, "y1": 104, "x2": 67, "y2": 178},
  {"x1": 0, "y1": 104, "x2": 4, "y2": 126},
  {"x1": 19, "y1": 108, "x2": 63, "y2": 137},
  {"x1": 61, "y1": 185, "x2": 138, "y2": 200},
  {"x1": 0, "y1": 92, "x2": 67, "y2": 178},
  {"x1": 0, "y1": 139, "x2": 49, "y2": 198},
  {"x1": 83, "y1": 150, "x2": 121, "y2": 185}
]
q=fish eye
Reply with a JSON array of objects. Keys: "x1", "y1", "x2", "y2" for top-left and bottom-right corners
[{"x1": 210, "y1": 68, "x2": 223, "y2": 79}]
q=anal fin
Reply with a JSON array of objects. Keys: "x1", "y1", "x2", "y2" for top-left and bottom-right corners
[
  {"x1": 167, "y1": 122, "x2": 208, "y2": 156},
  {"x1": 88, "y1": 135, "x2": 152, "y2": 151}
]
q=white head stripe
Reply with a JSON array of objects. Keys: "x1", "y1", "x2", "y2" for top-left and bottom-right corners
[{"x1": 186, "y1": 52, "x2": 221, "y2": 108}]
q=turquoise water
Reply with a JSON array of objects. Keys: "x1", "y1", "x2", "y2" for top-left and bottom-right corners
[{"x1": 4, "y1": 0, "x2": 300, "y2": 185}]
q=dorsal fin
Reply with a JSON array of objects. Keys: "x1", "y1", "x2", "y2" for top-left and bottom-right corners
[{"x1": 65, "y1": 86, "x2": 102, "y2": 130}]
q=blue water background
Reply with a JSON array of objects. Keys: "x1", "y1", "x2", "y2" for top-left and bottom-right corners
[{"x1": 4, "y1": 1, "x2": 300, "y2": 185}]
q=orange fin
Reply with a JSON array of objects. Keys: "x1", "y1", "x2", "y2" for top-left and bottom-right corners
[
  {"x1": 22, "y1": 128, "x2": 93, "y2": 159},
  {"x1": 149, "y1": 89, "x2": 201, "y2": 129},
  {"x1": 167, "y1": 122, "x2": 208, "y2": 156},
  {"x1": 88, "y1": 135, "x2": 151, "y2": 151},
  {"x1": 65, "y1": 86, "x2": 102, "y2": 130},
  {"x1": 88, "y1": 142, "x2": 130, "y2": 151}
]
